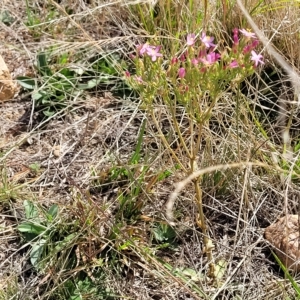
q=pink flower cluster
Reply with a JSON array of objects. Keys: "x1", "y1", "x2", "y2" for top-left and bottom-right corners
[
  {"x1": 126, "y1": 28, "x2": 264, "y2": 85},
  {"x1": 137, "y1": 43, "x2": 163, "y2": 62},
  {"x1": 233, "y1": 29, "x2": 263, "y2": 67},
  {"x1": 187, "y1": 32, "x2": 216, "y2": 48},
  {"x1": 174, "y1": 28, "x2": 264, "y2": 78},
  {"x1": 173, "y1": 32, "x2": 221, "y2": 79}
]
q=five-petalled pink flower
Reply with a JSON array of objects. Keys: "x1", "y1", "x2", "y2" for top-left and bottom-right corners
[
  {"x1": 201, "y1": 32, "x2": 215, "y2": 48},
  {"x1": 250, "y1": 50, "x2": 264, "y2": 66},
  {"x1": 239, "y1": 29, "x2": 256, "y2": 39},
  {"x1": 146, "y1": 46, "x2": 163, "y2": 61},
  {"x1": 201, "y1": 52, "x2": 220, "y2": 65},
  {"x1": 187, "y1": 33, "x2": 196, "y2": 46},
  {"x1": 138, "y1": 43, "x2": 151, "y2": 55}
]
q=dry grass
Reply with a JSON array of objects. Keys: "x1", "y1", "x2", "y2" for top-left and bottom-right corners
[{"x1": 1, "y1": 0, "x2": 300, "y2": 299}]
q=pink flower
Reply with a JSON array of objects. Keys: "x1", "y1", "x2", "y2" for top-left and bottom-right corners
[
  {"x1": 138, "y1": 43, "x2": 151, "y2": 55},
  {"x1": 187, "y1": 33, "x2": 196, "y2": 46},
  {"x1": 200, "y1": 32, "x2": 215, "y2": 48},
  {"x1": 191, "y1": 58, "x2": 199, "y2": 66},
  {"x1": 171, "y1": 57, "x2": 178, "y2": 65},
  {"x1": 251, "y1": 39, "x2": 259, "y2": 48},
  {"x1": 243, "y1": 45, "x2": 250, "y2": 54},
  {"x1": 229, "y1": 60, "x2": 238, "y2": 68},
  {"x1": 201, "y1": 52, "x2": 220, "y2": 65},
  {"x1": 178, "y1": 67, "x2": 186, "y2": 78},
  {"x1": 179, "y1": 52, "x2": 186, "y2": 62},
  {"x1": 243, "y1": 40, "x2": 259, "y2": 54},
  {"x1": 233, "y1": 28, "x2": 239, "y2": 45},
  {"x1": 124, "y1": 70, "x2": 131, "y2": 77},
  {"x1": 146, "y1": 46, "x2": 163, "y2": 61},
  {"x1": 250, "y1": 50, "x2": 264, "y2": 66},
  {"x1": 239, "y1": 29, "x2": 256, "y2": 39}
]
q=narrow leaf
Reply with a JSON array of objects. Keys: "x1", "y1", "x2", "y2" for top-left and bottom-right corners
[
  {"x1": 24, "y1": 200, "x2": 38, "y2": 219},
  {"x1": 47, "y1": 204, "x2": 58, "y2": 219},
  {"x1": 16, "y1": 76, "x2": 35, "y2": 90}
]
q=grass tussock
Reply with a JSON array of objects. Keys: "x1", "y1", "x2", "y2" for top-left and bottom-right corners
[{"x1": 1, "y1": 0, "x2": 300, "y2": 299}]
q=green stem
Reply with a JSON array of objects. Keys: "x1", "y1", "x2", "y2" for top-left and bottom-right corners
[
  {"x1": 150, "y1": 110, "x2": 187, "y2": 173},
  {"x1": 170, "y1": 107, "x2": 191, "y2": 159},
  {"x1": 194, "y1": 178, "x2": 215, "y2": 278}
]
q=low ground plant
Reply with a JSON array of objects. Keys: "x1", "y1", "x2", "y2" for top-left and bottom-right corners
[{"x1": 17, "y1": 51, "x2": 126, "y2": 118}]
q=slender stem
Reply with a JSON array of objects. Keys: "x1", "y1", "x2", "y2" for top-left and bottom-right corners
[
  {"x1": 194, "y1": 177, "x2": 215, "y2": 277},
  {"x1": 235, "y1": 88, "x2": 241, "y2": 162},
  {"x1": 170, "y1": 107, "x2": 191, "y2": 159},
  {"x1": 195, "y1": 122, "x2": 203, "y2": 160},
  {"x1": 150, "y1": 110, "x2": 187, "y2": 173},
  {"x1": 189, "y1": 115, "x2": 194, "y2": 159},
  {"x1": 188, "y1": 96, "x2": 215, "y2": 278}
]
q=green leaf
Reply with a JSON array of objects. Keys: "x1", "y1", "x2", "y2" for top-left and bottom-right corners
[
  {"x1": 152, "y1": 223, "x2": 176, "y2": 242},
  {"x1": 130, "y1": 119, "x2": 146, "y2": 164},
  {"x1": 180, "y1": 268, "x2": 205, "y2": 282},
  {"x1": 59, "y1": 68, "x2": 75, "y2": 77},
  {"x1": 157, "y1": 169, "x2": 172, "y2": 181},
  {"x1": 78, "y1": 78, "x2": 102, "y2": 90},
  {"x1": 272, "y1": 251, "x2": 300, "y2": 296},
  {"x1": 47, "y1": 204, "x2": 58, "y2": 220},
  {"x1": 0, "y1": 10, "x2": 14, "y2": 26},
  {"x1": 295, "y1": 142, "x2": 300, "y2": 152},
  {"x1": 37, "y1": 52, "x2": 52, "y2": 75},
  {"x1": 43, "y1": 110, "x2": 55, "y2": 117},
  {"x1": 29, "y1": 163, "x2": 41, "y2": 172},
  {"x1": 18, "y1": 222, "x2": 47, "y2": 235},
  {"x1": 214, "y1": 259, "x2": 227, "y2": 281},
  {"x1": 16, "y1": 76, "x2": 36, "y2": 90},
  {"x1": 24, "y1": 200, "x2": 38, "y2": 219},
  {"x1": 30, "y1": 238, "x2": 46, "y2": 268},
  {"x1": 54, "y1": 233, "x2": 77, "y2": 253},
  {"x1": 58, "y1": 53, "x2": 69, "y2": 65},
  {"x1": 32, "y1": 91, "x2": 44, "y2": 101}
]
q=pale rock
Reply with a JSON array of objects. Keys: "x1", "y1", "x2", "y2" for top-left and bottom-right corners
[
  {"x1": 53, "y1": 145, "x2": 60, "y2": 157},
  {"x1": 0, "y1": 55, "x2": 16, "y2": 101},
  {"x1": 265, "y1": 215, "x2": 300, "y2": 271}
]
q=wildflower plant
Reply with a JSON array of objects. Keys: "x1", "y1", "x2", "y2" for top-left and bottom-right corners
[{"x1": 125, "y1": 29, "x2": 263, "y2": 278}]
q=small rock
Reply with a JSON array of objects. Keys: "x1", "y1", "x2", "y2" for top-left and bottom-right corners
[
  {"x1": 265, "y1": 215, "x2": 300, "y2": 271},
  {"x1": 0, "y1": 55, "x2": 16, "y2": 101},
  {"x1": 53, "y1": 145, "x2": 60, "y2": 157}
]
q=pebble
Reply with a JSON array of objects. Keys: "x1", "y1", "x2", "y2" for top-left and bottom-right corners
[{"x1": 265, "y1": 215, "x2": 300, "y2": 271}]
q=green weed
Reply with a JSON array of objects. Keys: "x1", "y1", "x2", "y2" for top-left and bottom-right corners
[
  {"x1": 272, "y1": 251, "x2": 300, "y2": 299},
  {"x1": 24, "y1": 0, "x2": 60, "y2": 39},
  {"x1": 0, "y1": 10, "x2": 14, "y2": 26},
  {"x1": 18, "y1": 200, "x2": 61, "y2": 269},
  {"x1": 17, "y1": 51, "x2": 128, "y2": 118},
  {"x1": 0, "y1": 166, "x2": 23, "y2": 206}
]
